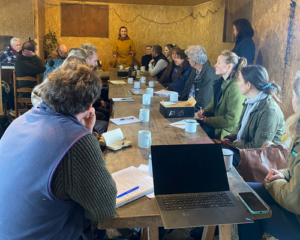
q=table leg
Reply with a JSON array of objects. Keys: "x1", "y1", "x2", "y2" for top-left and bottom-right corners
[
  {"x1": 219, "y1": 225, "x2": 231, "y2": 240},
  {"x1": 201, "y1": 226, "x2": 216, "y2": 240},
  {"x1": 141, "y1": 227, "x2": 159, "y2": 240}
]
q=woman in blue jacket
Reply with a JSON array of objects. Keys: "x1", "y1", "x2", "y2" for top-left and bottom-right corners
[
  {"x1": 232, "y1": 18, "x2": 255, "y2": 65},
  {"x1": 169, "y1": 49, "x2": 192, "y2": 96}
]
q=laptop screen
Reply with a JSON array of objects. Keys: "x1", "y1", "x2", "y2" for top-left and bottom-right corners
[{"x1": 151, "y1": 144, "x2": 230, "y2": 195}]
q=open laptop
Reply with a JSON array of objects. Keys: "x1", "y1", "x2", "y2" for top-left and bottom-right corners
[{"x1": 151, "y1": 144, "x2": 253, "y2": 229}]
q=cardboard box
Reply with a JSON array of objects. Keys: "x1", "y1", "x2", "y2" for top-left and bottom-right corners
[{"x1": 159, "y1": 101, "x2": 195, "y2": 118}]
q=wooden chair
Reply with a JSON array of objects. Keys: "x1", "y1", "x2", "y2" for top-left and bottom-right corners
[{"x1": 13, "y1": 71, "x2": 41, "y2": 118}]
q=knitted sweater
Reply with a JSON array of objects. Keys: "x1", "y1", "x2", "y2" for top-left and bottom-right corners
[{"x1": 51, "y1": 134, "x2": 117, "y2": 223}]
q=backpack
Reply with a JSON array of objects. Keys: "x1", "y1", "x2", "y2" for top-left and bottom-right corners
[{"x1": 0, "y1": 115, "x2": 13, "y2": 139}]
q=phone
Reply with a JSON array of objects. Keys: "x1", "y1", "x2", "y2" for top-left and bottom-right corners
[{"x1": 238, "y1": 192, "x2": 269, "y2": 214}]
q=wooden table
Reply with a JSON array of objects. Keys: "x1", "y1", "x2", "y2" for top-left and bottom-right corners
[
  {"x1": 99, "y1": 96, "x2": 272, "y2": 240},
  {"x1": 108, "y1": 68, "x2": 165, "y2": 99}
]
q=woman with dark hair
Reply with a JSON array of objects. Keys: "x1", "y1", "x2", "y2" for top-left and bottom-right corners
[
  {"x1": 112, "y1": 26, "x2": 136, "y2": 68},
  {"x1": 221, "y1": 65, "x2": 285, "y2": 167},
  {"x1": 168, "y1": 49, "x2": 192, "y2": 95},
  {"x1": 165, "y1": 44, "x2": 176, "y2": 62},
  {"x1": 232, "y1": 18, "x2": 255, "y2": 64},
  {"x1": 197, "y1": 50, "x2": 246, "y2": 140},
  {"x1": 237, "y1": 71, "x2": 300, "y2": 240}
]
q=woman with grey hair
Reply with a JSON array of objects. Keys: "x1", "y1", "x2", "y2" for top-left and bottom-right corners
[{"x1": 180, "y1": 45, "x2": 219, "y2": 111}]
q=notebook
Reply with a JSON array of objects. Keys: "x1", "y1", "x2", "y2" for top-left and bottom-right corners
[
  {"x1": 110, "y1": 116, "x2": 141, "y2": 125},
  {"x1": 102, "y1": 128, "x2": 132, "y2": 151},
  {"x1": 112, "y1": 166, "x2": 154, "y2": 208},
  {"x1": 112, "y1": 98, "x2": 134, "y2": 102}
]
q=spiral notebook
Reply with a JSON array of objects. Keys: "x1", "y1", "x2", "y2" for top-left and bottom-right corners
[{"x1": 112, "y1": 166, "x2": 154, "y2": 208}]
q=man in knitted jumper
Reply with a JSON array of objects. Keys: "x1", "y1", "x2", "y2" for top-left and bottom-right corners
[{"x1": 0, "y1": 61, "x2": 117, "y2": 240}]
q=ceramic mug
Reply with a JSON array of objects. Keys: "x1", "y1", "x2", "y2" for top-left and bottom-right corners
[
  {"x1": 142, "y1": 94, "x2": 151, "y2": 105},
  {"x1": 141, "y1": 66, "x2": 146, "y2": 72},
  {"x1": 146, "y1": 88, "x2": 154, "y2": 97},
  {"x1": 140, "y1": 77, "x2": 146, "y2": 84},
  {"x1": 170, "y1": 92, "x2": 178, "y2": 101},
  {"x1": 222, "y1": 149, "x2": 233, "y2": 171},
  {"x1": 185, "y1": 119, "x2": 197, "y2": 133},
  {"x1": 149, "y1": 81, "x2": 155, "y2": 88},
  {"x1": 119, "y1": 65, "x2": 124, "y2": 70},
  {"x1": 138, "y1": 130, "x2": 151, "y2": 148},
  {"x1": 128, "y1": 77, "x2": 134, "y2": 84},
  {"x1": 134, "y1": 81, "x2": 140, "y2": 89},
  {"x1": 139, "y1": 109, "x2": 150, "y2": 122},
  {"x1": 134, "y1": 65, "x2": 138, "y2": 70}
]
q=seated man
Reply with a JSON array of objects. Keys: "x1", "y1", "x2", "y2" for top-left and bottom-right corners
[
  {"x1": 180, "y1": 45, "x2": 219, "y2": 111},
  {"x1": 148, "y1": 44, "x2": 169, "y2": 79},
  {"x1": 0, "y1": 61, "x2": 117, "y2": 239},
  {"x1": 15, "y1": 40, "x2": 46, "y2": 88},
  {"x1": 141, "y1": 45, "x2": 152, "y2": 71},
  {"x1": 0, "y1": 37, "x2": 21, "y2": 64},
  {"x1": 46, "y1": 44, "x2": 68, "y2": 61}
]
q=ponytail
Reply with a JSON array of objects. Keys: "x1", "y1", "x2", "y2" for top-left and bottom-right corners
[{"x1": 220, "y1": 50, "x2": 247, "y2": 80}]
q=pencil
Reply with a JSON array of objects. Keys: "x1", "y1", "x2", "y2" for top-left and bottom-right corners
[{"x1": 174, "y1": 124, "x2": 185, "y2": 126}]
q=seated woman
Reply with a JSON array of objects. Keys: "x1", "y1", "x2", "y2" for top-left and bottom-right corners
[
  {"x1": 197, "y1": 50, "x2": 246, "y2": 140},
  {"x1": 221, "y1": 65, "x2": 285, "y2": 167},
  {"x1": 168, "y1": 49, "x2": 192, "y2": 95},
  {"x1": 238, "y1": 71, "x2": 300, "y2": 240},
  {"x1": 164, "y1": 44, "x2": 176, "y2": 62},
  {"x1": 159, "y1": 47, "x2": 181, "y2": 88}
]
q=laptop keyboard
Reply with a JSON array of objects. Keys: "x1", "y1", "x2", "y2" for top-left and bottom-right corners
[{"x1": 162, "y1": 192, "x2": 235, "y2": 211}]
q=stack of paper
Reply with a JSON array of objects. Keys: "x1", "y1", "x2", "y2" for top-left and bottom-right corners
[
  {"x1": 112, "y1": 98, "x2": 134, "y2": 102},
  {"x1": 154, "y1": 90, "x2": 177, "y2": 96},
  {"x1": 110, "y1": 116, "x2": 141, "y2": 125},
  {"x1": 109, "y1": 80, "x2": 127, "y2": 85}
]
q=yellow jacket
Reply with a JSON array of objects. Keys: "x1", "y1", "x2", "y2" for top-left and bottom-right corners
[{"x1": 112, "y1": 38, "x2": 136, "y2": 68}]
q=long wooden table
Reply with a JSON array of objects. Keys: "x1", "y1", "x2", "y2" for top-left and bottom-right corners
[{"x1": 98, "y1": 85, "x2": 272, "y2": 240}]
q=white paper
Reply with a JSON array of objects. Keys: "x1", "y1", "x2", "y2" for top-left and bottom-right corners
[
  {"x1": 110, "y1": 116, "x2": 141, "y2": 125},
  {"x1": 146, "y1": 192, "x2": 155, "y2": 198},
  {"x1": 112, "y1": 166, "x2": 154, "y2": 207},
  {"x1": 109, "y1": 80, "x2": 127, "y2": 85},
  {"x1": 162, "y1": 101, "x2": 176, "y2": 106},
  {"x1": 112, "y1": 98, "x2": 134, "y2": 102},
  {"x1": 154, "y1": 90, "x2": 177, "y2": 96},
  {"x1": 138, "y1": 164, "x2": 149, "y2": 173},
  {"x1": 102, "y1": 128, "x2": 124, "y2": 146},
  {"x1": 169, "y1": 120, "x2": 199, "y2": 129}
]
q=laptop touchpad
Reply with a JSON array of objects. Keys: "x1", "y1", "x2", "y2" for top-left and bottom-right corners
[{"x1": 186, "y1": 208, "x2": 228, "y2": 226}]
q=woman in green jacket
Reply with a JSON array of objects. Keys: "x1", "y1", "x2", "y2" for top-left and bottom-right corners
[
  {"x1": 197, "y1": 50, "x2": 246, "y2": 140},
  {"x1": 238, "y1": 72, "x2": 300, "y2": 240},
  {"x1": 221, "y1": 65, "x2": 285, "y2": 167}
]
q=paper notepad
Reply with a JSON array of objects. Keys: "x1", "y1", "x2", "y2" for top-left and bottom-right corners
[
  {"x1": 110, "y1": 116, "x2": 141, "y2": 125},
  {"x1": 109, "y1": 80, "x2": 127, "y2": 85},
  {"x1": 169, "y1": 120, "x2": 199, "y2": 129},
  {"x1": 112, "y1": 166, "x2": 154, "y2": 208},
  {"x1": 102, "y1": 128, "x2": 132, "y2": 151},
  {"x1": 154, "y1": 90, "x2": 177, "y2": 96}
]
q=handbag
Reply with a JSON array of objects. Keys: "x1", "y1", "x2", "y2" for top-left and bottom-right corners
[{"x1": 239, "y1": 141, "x2": 289, "y2": 183}]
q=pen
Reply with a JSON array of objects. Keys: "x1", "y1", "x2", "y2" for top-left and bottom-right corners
[
  {"x1": 120, "y1": 117, "x2": 134, "y2": 121},
  {"x1": 121, "y1": 98, "x2": 133, "y2": 100},
  {"x1": 117, "y1": 186, "x2": 139, "y2": 198}
]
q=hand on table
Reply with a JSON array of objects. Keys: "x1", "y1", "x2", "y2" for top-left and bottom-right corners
[
  {"x1": 221, "y1": 138, "x2": 232, "y2": 146},
  {"x1": 80, "y1": 107, "x2": 96, "y2": 133},
  {"x1": 266, "y1": 168, "x2": 285, "y2": 182},
  {"x1": 197, "y1": 109, "x2": 206, "y2": 119}
]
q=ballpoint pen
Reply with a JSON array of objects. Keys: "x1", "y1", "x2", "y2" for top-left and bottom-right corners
[
  {"x1": 120, "y1": 117, "x2": 134, "y2": 121},
  {"x1": 117, "y1": 186, "x2": 139, "y2": 198}
]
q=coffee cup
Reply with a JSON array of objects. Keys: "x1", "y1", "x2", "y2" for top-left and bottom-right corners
[
  {"x1": 134, "y1": 65, "x2": 138, "y2": 70},
  {"x1": 142, "y1": 94, "x2": 151, "y2": 105},
  {"x1": 137, "y1": 70, "x2": 141, "y2": 76},
  {"x1": 222, "y1": 149, "x2": 233, "y2": 171},
  {"x1": 141, "y1": 66, "x2": 146, "y2": 72},
  {"x1": 134, "y1": 81, "x2": 140, "y2": 89},
  {"x1": 185, "y1": 119, "x2": 197, "y2": 133},
  {"x1": 119, "y1": 65, "x2": 124, "y2": 70},
  {"x1": 128, "y1": 77, "x2": 133, "y2": 84},
  {"x1": 139, "y1": 109, "x2": 150, "y2": 122},
  {"x1": 170, "y1": 92, "x2": 178, "y2": 101},
  {"x1": 138, "y1": 130, "x2": 151, "y2": 148},
  {"x1": 149, "y1": 81, "x2": 155, "y2": 88},
  {"x1": 148, "y1": 154, "x2": 153, "y2": 176},
  {"x1": 146, "y1": 88, "x2": 154, "y2": 97},
  {"x1": 140, "y1": 77, "x2": 146, "y2": 84}
]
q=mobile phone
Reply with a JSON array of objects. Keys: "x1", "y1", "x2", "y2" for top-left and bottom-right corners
[{"x1": 238, "y1": 192, "x2": 269, "y2": 214}]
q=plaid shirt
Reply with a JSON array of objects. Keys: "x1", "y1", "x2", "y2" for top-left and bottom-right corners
[{"x1": 0, "y1": 46, "x2": 18, "y2": 64}]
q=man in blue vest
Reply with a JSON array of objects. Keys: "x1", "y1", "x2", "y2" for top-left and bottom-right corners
[{"x1": 0, "y1": 61, "x2": 117, "y2": 239}]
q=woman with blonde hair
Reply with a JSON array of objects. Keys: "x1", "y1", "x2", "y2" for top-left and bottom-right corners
[
  {"x1": 197, "y1": 50, "x2": 246, "y2": 140},
  {"x1": 238, "y1": 71, "x2": 300, "y2": 239}
]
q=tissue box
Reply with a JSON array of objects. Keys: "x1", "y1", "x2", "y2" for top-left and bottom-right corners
[
  {"x1": 159, "y1": 101, "x2": 195, "y2": 118},
  {"x1": 117, "y1": 70, "x2": 129, "y2": 77}
]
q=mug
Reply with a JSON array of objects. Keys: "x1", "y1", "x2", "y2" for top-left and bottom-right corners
[
  {"x1": 128, "y1": 77, "x2": 134, "y2": 84},
  {"x1": 134, "y1": 65, "x2": 138, "y2": 70},
  {"x1": 142, "y1": 94, "x2": 151, "y2": 105},
  {"x1": 138, "y1": 130, "x2": 151, "y2": 148},
  {"x1": 170, "y1": 92, "x2": 178, "y2": 101},
  {"x1": 146, "y1": 88, "x2": 154, "y2": 97},
  {"x1": 119, "y1": 65, "x2": 124, "y2": 70},
  {"x1": 185, "y1": 119, "x2": 197, "y2": 133},
  {"x1": 134, "y1": 81, "x2": 140, "y2": 89},
  {"x1": 141, "y1": 66, "x2": 146, "y2": 72},
  {"x1": 137, "y1": 70, "x2": 141, "y2": 76},
  {"x1": 149, "y1": 81, "x2": 155, "y2": 88},
  {"x1": 148, "y1": 154, "x2": 153, "y2": 176},
  {"x1": 222, "y1": 149, "x2": 233, "y2": 171},
  {"x1": 140, "y1": 77, "x2": 146, "y2": 83},
  {"x1": 139, "y1": 109, "x2": 150, "y2": 122}
]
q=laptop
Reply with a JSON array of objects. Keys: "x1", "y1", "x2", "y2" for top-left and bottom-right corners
[{"x1": 151, "y1": 144, "x2": 253, "y2": 229}]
